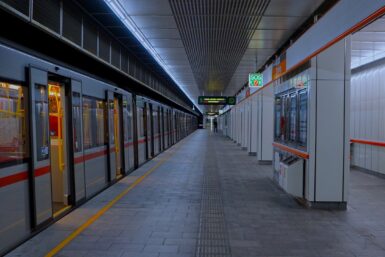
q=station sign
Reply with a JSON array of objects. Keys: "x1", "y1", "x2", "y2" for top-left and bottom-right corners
[
  {"x1": 249, "y1": 73, "x2": 263, "y2": 87},
  {"x1": 198, "y1": 96, "x2": 236, "y2": 105}
]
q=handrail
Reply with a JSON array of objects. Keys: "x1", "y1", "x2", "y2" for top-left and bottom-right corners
[
  {"x1": 272, "y1": 142, "x2": 309, "y2": 159},
  {"x1": 350, "y1": 139, "x2": 385, "y2": 148}
]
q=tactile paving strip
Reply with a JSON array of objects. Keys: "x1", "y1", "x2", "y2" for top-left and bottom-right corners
[{"x1": 196, "y1": 168, "x2": 232, "y2": 257}]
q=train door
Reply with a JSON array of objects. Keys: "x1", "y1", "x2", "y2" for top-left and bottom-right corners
[
  {"x1": 106, "y1": 91, "x2": 124, "y2": 181},
  {"x1": 161, "y1": 107, "x2": 165, "y2": 150},
  {"x1": 123, "y1": 94, "x2": 134, "y2": 172},
  {"x1": 148, "y1": 103, "x2": 154, "y2": 158},
  {"x1": 157, "y1": 106, "x2": 161, "y2": 154},
  {"x1": 153, "y1": 105, "x2": 160, "y2": 156},
  {"x1": 29, "y1": 67, "x2": 74, "y2": 227},
  {"x1": 168, "y1": 110, "x2": 172, "y2": 145},
  {"x1": 143, "y1": 102, "x2": 149, "y2": 160},
  {"x1": 70, "y1": 80, "x2": 86, "y2": 204}
]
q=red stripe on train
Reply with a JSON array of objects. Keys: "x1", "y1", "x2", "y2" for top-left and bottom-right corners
[
  {"x1": 75, "y1": 149, "x2": 108, "y2": 164},
  {"x1": 35, "y1": 166, "x2": 51, "y2": 177},
  {"x1": 0, "y1": 171, "x2": 28, "y2": 187},
  {"x1": 1, "y1": 165, "x2": 49, "y2": 188}
]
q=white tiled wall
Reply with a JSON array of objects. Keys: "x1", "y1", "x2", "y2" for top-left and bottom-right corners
[{"x1": 351, "y1": 63, "x2": 385, "y2": 174}]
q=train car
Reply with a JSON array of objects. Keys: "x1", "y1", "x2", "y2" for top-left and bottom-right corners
[{"x1": 0, "y1": 42, "x2": 197, "y2": 255}]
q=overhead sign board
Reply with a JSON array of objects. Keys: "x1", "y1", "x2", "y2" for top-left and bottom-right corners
[
  {"x1": 198, "y1": 96, "x2": 236, "y2": 105},
  {"x1": 249, "y1": 73, "x2": 263, "y2": 87}
]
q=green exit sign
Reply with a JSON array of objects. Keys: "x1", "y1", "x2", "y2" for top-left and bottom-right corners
[
  {"x1": 227, "y1": 96, "x2": 236, "y2": 105},
  {"x1": 249, "y1": 73, "x2": 263, "y2": 87}
]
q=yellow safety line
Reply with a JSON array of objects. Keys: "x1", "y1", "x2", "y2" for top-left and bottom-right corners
[{"x1": 44, "y1": 146, "x2": 179, "y2": 257}]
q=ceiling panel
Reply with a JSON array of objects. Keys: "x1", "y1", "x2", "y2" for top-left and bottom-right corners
[
  {"x1": 264, "y1": 0, "x2": 324, "y2": 16},
  {"x1": 141, "y1": 28, "x2": 181, "y2": 39},
  {"x1": 252, "y1": 29, "x2": 294, "y2": 40},
  {"x1": 248, "y1": 39, "x2": 281, "y2": 49},
  {"x1": 130, "y1": 15, "x2": 177, "y2": 29},
  {"x1": 258, "y1": 16, "x2": 306, "y2": 30},
  {"x1": 105, "y1": 0, "x2": 325, "y2": 110},
  {"x1": 351, "y1": 16, "x2": 385, "y2": 69},
  {"x1": 120, "y1": 0, "x2": 173, "y2": 15},
  {"x1": 149, "y1": 38, "x2": 184, "y2": 48}
]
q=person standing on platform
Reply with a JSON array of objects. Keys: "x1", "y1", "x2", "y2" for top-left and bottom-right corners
[{"x1": 213, "y1": 118, "x2": 218, "y2": 133}]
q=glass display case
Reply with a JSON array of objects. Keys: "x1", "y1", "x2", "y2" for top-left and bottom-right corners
[{"x1": 273, "y1": 68, "x2": 309, "y2": 151}]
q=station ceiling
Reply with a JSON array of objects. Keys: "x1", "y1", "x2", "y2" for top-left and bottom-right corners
[
  {"x1": 351, "y1": 16, "x2": 385, "y2": 69},
  {"x1": 103, "y1": 0, "x2": 324, "y2": 111}
]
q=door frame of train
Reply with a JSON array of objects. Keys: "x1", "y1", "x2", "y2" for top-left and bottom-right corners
[
  {"x1": 29, "y1": 66, "x2": 52, "y2": 229},
  {"x1": 161, "y1": 107, "x2": 165, "y2": 151},
  {"x1": 144, "y1": 102, "x2": 149, "y2": 160},
  {"x1": 132, "y1": 95, "x2": 139, "y2": 168},
  {"x1": 106, "y1": 91, "x2": 125, "y2": 183},
  {"x1": 149, "y1": 103, "x2": 154, "y2": 157},
  {"x1": 29, "y1": 67, "x2": 77, "y2": 229},
  {"x1": 116, "y1": 93, "x2": 125, "y2": 176},
  {"x1": 68, "y1": 79, "x2": 86, "y2": 205}
]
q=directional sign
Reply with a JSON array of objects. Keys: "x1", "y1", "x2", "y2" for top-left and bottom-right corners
[
  {"x1": 198, "y1": 96, "x2": 237, "y2": 105},
  {"x1": 249, "y1": 73, "x2": 263, "y2": 87},
  {"x1": 198, "y1": 96, "x2": 227, "y2": 105}
]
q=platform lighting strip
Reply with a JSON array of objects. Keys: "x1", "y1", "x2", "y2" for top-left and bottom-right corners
[{"x1": 104, "y1": 0, "x2": 201, "y2": 113}]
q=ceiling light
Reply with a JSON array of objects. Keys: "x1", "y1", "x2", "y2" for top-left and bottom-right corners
[{"x1": 104, "y1": 0, "x2": 202, "y2": 113}]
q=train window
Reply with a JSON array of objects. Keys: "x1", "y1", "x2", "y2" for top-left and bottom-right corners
[
  {"x1": 153, "y1": 108, "x2": 158, "y2": 134},
  {"x1": 72, "y1": 92, "x2": 82, "y2": 152},
  {"x1": 0, "y1": 82, "x2": 29, "y2": 164},
  {"x1": 123, "y1": 99, "x2": 129, "y2": 141},
  {"x1": 127, "y1": 102, "x2": 132, "y2": 140},
  {"x1": 137, "y1": 107, "x2": 144, "y2": 138},
  {"x1": 34, "y1": 84, "x2": 49, "y2": 161},
  {"x1": 82, "y1": 96, "x2": 106, "y2": 149}
]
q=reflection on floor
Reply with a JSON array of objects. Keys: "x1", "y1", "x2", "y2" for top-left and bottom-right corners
[{"x1": 6, "y1": 130, "x2": 385, "y2": 257}]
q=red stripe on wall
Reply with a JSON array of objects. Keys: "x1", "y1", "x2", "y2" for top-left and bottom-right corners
[
  {"x1": 351, "y1": 139, "x2": 385, "y2": 148},
  {"x1": 273, "y1": 142, "x2": 310, "y2": 159},
  {"x1": 0, "y1": 171, "x2": 28, "y2": 187}
]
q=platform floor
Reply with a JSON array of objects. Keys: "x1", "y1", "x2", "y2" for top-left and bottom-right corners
[{"x1": 6, "y1": 130, "x2": 385, "y2": 257}]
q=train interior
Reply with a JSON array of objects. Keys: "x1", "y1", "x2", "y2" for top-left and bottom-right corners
[{"x1": 47, "y1": 75, "x2": 71, "y2": 217}]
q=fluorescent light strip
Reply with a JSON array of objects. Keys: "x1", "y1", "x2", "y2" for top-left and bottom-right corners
[{"x1": 104, "y1": 0, "x2": 201, "y2": 112}]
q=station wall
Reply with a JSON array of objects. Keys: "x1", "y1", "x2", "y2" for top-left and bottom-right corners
[{"x1": 351, "y1": 62, "x2": 385, "y2": 175}]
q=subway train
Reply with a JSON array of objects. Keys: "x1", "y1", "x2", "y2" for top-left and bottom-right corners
[{"x1": 0, "y1": 42, "x2": 197, "y2": 254}]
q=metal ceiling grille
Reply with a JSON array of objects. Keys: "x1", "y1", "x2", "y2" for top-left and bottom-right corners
[
  {"x1": 1, "y1": 0, "x2": 29, "y2": 16},
  {"x1": 33, "y1": 0, "x2": 60, "y2": 33},
  {"x1": 169, "y1": 0, "x2": 270, "y2": 95}
]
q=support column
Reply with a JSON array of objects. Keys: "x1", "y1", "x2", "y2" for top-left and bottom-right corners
[{"x1": 306, "y1": 37, "x2": 350, "y2": 208}]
